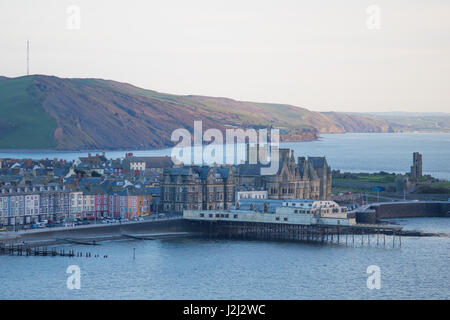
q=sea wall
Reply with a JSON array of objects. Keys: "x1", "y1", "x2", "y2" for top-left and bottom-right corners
[
  {"x1": 356, "y1": 202, "x2": 450, "y2": 223},
  {"x1": 1, "y1": 218, "x2": 191, "y2": 244}
]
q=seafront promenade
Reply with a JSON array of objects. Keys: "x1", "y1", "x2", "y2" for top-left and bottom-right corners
[
  {"x1": 2, "y1": 201, "x2": 448, "y2": 249},
  {"x1": 0, "y1": 215, "x2": 187, "y2": 245}
]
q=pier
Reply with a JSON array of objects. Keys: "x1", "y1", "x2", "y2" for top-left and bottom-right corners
[{"x1": 187, "y1": 220, "x2": 405, "y2": 247}]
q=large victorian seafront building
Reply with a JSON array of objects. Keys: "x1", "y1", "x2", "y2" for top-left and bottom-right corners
[
  {"x1": 161, "y1": 166, "x2": 236, "y2": 213},
  {"x1": 161, "y1": 147, "x2": 332, "y2": 213},
  {"x1": 235, "y1": 147, "x2": 331, "y2": 201}
]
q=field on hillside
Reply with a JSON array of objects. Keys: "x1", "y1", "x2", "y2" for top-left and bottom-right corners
[{"x1": 0, "y1": 77, "x2": 57, "y2": 149}]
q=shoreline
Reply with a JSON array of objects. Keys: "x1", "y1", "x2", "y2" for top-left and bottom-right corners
[
  {"x1": 1, "y1": 216, "x2": 448, "y2": 248},
  {"x1": 0, "y1": 217, "x2": 190, "y2": 246},
  {"x1": 1, "y1": 132, "x2": 450, "y2": 154}
]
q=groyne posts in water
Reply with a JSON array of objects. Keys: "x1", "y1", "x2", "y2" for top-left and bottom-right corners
[
  {"x1": 199, "y1": 221, "x2": 402, "y2": 248},
  {"x1": 0, "y1": 243, "x2": 108, "y2": 258}
]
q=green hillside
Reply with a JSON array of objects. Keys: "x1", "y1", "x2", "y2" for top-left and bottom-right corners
[
  {"x1": 0, "y1": 76, "x2": 57, "y2": 149},
  {"x1": 1, "y1": 75, "x2": 446, "y2": 151}
]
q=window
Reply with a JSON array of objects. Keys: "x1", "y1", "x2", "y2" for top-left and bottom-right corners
[
  {"x1": 275, "y1": 217, "x2": 280, "y2": 221},
  {"x1": 200, "y1": 213, "x2": 204, "y2": 217},
  {"x1": 234, "y1": 214, "x2": 238, "y2": 219},
  {"x1": 284, "y1": 217, "x2": 288, "y2": 221}
]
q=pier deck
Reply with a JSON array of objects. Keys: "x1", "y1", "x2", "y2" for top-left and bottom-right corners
[{"x1": 187, "y1": 219, "x2": 406, "y2": 247}]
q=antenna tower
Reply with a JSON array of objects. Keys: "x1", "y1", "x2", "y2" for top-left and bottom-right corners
[{"x1": 27, "y1": 40, "x2": 30, "y2": 75}]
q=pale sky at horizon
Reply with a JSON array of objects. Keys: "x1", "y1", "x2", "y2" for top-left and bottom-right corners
[{"x1": 1, "y1": 0, "x2": 449, "y2": 113}]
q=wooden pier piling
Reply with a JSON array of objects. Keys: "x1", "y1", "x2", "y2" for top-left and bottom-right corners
[
  {"x1": 0, "y1": 243, "x2": 98, "y2": 258},
  {"x1": 191, "y1": 220, "x2": 402, "y2": 248}
]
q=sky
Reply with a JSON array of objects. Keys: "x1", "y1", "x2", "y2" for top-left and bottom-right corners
[{"x1": 0, "y1": 0, "x2": 449, "y2": 113}]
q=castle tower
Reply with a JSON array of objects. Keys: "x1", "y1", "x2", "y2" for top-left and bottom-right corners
[
  {"x1": 410, "y1": 152, "x2": 422, "y2": 180},
  {"x1": 279, "y1": 148, "x2": 290, "y2": 163}
]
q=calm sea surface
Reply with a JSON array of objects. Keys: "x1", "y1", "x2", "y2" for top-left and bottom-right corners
[
  {"x1": 1, "y1": 133, "x2": 449, "y2": 180},
  {"x1": 0, "y1": 218, "x2": 449, "y2": 300}
]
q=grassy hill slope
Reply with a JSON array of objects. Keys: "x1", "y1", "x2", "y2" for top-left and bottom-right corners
[
  {"x1": 0, "y1": 76, "x2": 57, "y2": 149},
  {"x1": 1, "y1": 75, "x2": 434, "y2": 150}
]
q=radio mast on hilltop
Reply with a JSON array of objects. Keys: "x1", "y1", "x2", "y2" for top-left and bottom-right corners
[{"x1": 27, "y1": 40, "x2": 30, "y2": 75}]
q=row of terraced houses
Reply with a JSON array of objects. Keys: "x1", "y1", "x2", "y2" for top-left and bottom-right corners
[
  {"x1": 0, "y1": 147, "x2": 332, "y2": 227},
  {"x1": 0, "y1": 184, "x2": 151, "y2": 226}
]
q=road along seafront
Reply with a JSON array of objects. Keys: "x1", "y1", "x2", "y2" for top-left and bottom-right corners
[{"x1": 0, "y1": 216, "x2": 193, "y2": 246}]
